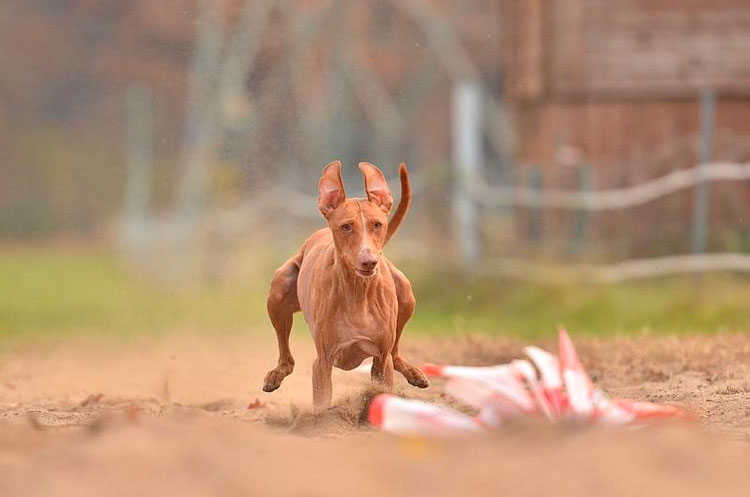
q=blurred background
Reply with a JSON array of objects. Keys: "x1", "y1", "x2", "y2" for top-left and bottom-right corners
[{"x1": 1, "y1": 0, "x2": 749, "y2": 342}]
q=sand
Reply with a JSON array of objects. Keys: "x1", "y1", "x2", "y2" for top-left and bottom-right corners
[{"x1": 1, "y1": 332, "x2": 749, "y2": 496}]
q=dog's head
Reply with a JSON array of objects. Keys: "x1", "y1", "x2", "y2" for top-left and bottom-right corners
[{"x1": 318, "y1": 160, "x2": 393, "y2": 278}]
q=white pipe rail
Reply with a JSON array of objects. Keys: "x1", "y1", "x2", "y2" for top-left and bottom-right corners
[
  {"x1": 595, "y1": 253, "x2": 750, "y2": 283},
  {"x1": 467, "y1": 162, "x2": 750, "y2": 210},
  {"x1": 481, "y1": 253, "x2": 750, "y2": 283}
]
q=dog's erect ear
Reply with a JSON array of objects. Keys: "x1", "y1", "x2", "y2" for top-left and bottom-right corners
[
  {"x1": 358, "y1": 162, "x2": 393, "y2": 214},
  {"x1": 318, "y1": 160, "x2": 346, "y2": 218}
]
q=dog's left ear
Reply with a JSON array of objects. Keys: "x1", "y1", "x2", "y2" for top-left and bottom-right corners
[{"x1": 358, "y1": 162, "x2": 393, "y2": 214}]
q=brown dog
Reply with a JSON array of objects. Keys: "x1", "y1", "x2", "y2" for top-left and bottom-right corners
[{"x1": 262, "y1": 160, "x2": 429, "y2": 410}]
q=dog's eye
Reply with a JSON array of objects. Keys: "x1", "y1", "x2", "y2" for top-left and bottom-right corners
[
  {"x1": 373, "y1": 221, "x2": 382, "y2": 229},
  {"x1": 340, "y1": 224, "x2": 352, "y2": 233}
]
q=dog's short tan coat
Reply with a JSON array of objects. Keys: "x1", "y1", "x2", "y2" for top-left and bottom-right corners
[{"x1": 263, "y1": 161, "x2": 428, "y2": 409}]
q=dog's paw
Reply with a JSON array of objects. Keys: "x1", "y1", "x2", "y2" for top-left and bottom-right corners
[
  {"x1": 394, "y1": 357, "x2": 431, "y2": 388},
  {"x1": 408, "y1": 373, "x2": 430, "y2": 389},
  {"x1": 262, "y1": 370, "x2": 285, "y2": 392},
  {"x1": 401, "y1": 364, "x2": 430, "y2": 389}
]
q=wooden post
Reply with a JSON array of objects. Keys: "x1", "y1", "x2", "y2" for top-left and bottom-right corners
[
  {"x1": 691, "y1": 89, "x2": 716, "y2": 255},
  {"x1": 452, "y1": 80, "x2": 483, "y2": 270}
]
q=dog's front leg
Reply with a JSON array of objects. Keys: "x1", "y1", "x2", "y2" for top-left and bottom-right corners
[
  {"x1": 312, "y1": 357, "x2": 333, "y2": 411},
  {"x1": 388, "y1": 262, "x2": 429, "y2": 389}
]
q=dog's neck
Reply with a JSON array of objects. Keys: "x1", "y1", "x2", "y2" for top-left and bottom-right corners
[{"x1": 332, "y1": 251, "x2": 380, "y2": 301}]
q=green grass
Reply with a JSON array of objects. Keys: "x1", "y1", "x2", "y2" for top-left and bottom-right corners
[
  {"x1": 0, "y1": 247, "x2": 268, "y2": 342},
  {"x1": 410, "y1": 266, "x2": 750, "y2": 337},
  {"x1": 0, "y1": 247, "x2": 748, "y2": 344}
]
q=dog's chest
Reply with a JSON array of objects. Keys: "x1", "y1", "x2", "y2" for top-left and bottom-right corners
[
  {"x1": 307, "y1": 285, "x2": 396, "y2": 341},
  {"x1": 335, "y1": 300, "x2": 393, "y2": 336}
]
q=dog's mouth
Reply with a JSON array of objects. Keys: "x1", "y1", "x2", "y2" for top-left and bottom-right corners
[{"x1": 355, "y1": 267, "x2": 378, "y2": 278}]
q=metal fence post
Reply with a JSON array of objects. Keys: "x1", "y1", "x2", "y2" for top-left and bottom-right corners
[
  {"x1": 124, "y1": 84, "x2": 154, "y2": 222},
  {"x1": 529, "y1": 165, "x2": 543, "y2": 243},
  {"x1": 569, "y1": 162, "x2": 592, "y2": 256},
  {"x1": 691, "y1": 88, "x2": 716, "y2": 255},
  {"x1": 452, "y1": 80, "x2": 483, "y2": 270}
]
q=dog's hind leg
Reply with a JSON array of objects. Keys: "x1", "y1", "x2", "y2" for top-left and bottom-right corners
[
  {"x1": 371, "y1": 353, "x2": 395, "y2": 388},
  {"x1": 387, "y1": 261, "x2": 429, "y2": 388},
  {"x1": 312, "y1": 356, "x2": 334, "y2": 411},
  {"x1": 263, "y1": 254, "x2": 302, "y2": 392}
]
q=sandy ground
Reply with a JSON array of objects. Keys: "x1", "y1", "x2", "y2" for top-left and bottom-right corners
[{"x1": 1, "y1": 331, "x2": 750, "y2": 496}]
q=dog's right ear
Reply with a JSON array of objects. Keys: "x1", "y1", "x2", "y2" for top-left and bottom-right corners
[{"x1": 318, "y1": 160, "x2": 346, "y2": 219}]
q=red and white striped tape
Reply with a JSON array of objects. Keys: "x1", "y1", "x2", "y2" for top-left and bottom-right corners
[
  {"x1": 368, "y1": 394, "x2": 481, "y2": 436},
  {"x1": 558, "y1": 327, "x2": 596, "y2": 421},
  {"x1": 524, "y1": 345, "x2": 566, "y2": 417},
  {"x1": 368, "y1": 329, "x2": 686, "y2": 436}
]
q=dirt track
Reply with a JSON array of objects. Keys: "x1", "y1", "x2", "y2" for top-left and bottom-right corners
[{"x1": 1, "y1": 332, "x2": 750, "y2": 496}]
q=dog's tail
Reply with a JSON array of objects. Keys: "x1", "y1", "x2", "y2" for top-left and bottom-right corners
[{"x1": 385, "y1": 163, "x2": 411, "y2": 245}]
